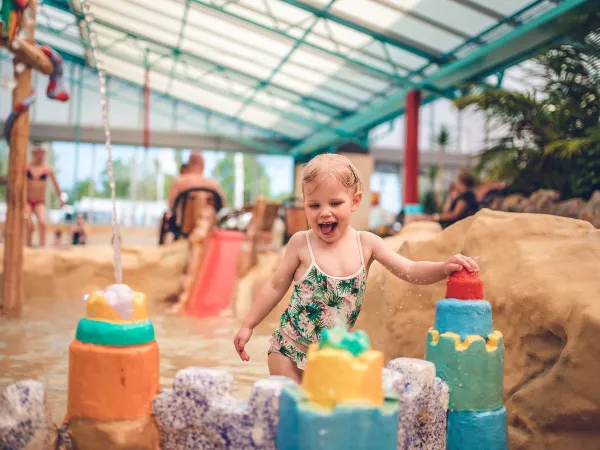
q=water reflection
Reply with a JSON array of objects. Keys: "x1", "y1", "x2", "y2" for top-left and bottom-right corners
[{"x1": 0, "y1": 296, "x2": 275, "y2": 424}]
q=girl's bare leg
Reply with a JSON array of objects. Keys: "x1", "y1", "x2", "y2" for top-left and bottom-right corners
[
  {"x1": 268, "y1": 352, "x2": 303, "y2": 383},
  {"x1": 33, "y1": 203, "x2": 48, "y2": 247},
  {"x1": 25, "y1": 204, "x2": 34, "y2": 247}
]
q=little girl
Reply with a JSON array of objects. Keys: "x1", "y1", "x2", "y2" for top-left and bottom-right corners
[{"x1": 233, "y1": 154, "x2": 478, "y2": 382}]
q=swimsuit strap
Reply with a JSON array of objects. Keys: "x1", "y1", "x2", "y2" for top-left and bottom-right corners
[
  {"x1": 305, "y1": 230, "x2": 316, "y2": 265},
  {"x1": 356, "y1": 231, "x2": 365, "y2": 268}
]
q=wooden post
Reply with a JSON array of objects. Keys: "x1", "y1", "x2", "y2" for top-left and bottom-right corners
[{"x1": 1, "y1": 0, "x2": 47, "y2": 317}]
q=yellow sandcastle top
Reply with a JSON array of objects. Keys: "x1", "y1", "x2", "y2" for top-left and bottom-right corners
[
  {"x1": 301, "y1": 327, "x2": 384, "y2": 409},
  {"x1": 85, "y1": 284, "x2": 148, "y2": 323},
  {"x1": 428, "y1": 328, "x2": 503, "y2": 352}
]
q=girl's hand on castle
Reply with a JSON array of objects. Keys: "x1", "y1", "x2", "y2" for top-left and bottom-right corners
[
  {"x1": 234, "y1": 326, "x2": 253, "y2": 361},
  {"x1": 444, "y1": 254, "x2": 479, "y2": 275}
]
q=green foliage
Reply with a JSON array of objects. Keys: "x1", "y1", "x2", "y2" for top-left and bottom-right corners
[
  {"x1": 455, "y1": 14, "x2": 600, "y2": 200},
  {"x1": 437, "y1": 125, "x2": 450, "y2": 149},
  {"x1": 421, "y1": 190, "x2": 438, "y2": 215},
  {"x1": 212, "y1": 153, "x2": 271, "y2": 206}
]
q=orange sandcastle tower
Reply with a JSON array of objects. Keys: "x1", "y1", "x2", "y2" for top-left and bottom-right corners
[{"x1": 65, "y1": 284, "x2": 160, "y2": 448}]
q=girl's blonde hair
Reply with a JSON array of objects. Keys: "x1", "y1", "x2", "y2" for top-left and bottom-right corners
[{"x1": 300, "y1": 153, "x2": 364, "y2": 197}]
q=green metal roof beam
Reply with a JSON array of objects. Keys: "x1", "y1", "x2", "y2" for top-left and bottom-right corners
[
  {"x1": 440, "y1": 0, "x2": 545, "y2": 60},
  {"x1": 34, "y1": 22, "x2": 350, "y2": 139},
  {"x1": 289, "y1": 0, "x2": 592, "y2": 156},
  {"x1": 0, "y1": 52, "x2": 291, "y2": 154},
  {"x1": 279, "y1": 0, "x2": 446, "y2": 64},
  {"x1": 166, "y1": 0, "x2": 191, "y2": 93},
  {"x1": 234, "y1": 0, "x2": 336, "y2": 120},
  {"x1": 228, "y1": 0, "x2": 414, "y2": 73},
  {"x1": 447, "y1": 0, "x2": 520, "y2": 25},
  {"x1": 58, "y1": 0, "x2": 351, "y2": 117},
  {"x1": 191, "y1": 0, "x2": 451, "y2": 97},
  {"x1": 350, "y1": 0, "x2": 546, "y2": 113},
  {"x1": 370, "y1": 0, "x2": 478, "y2": 42},
  {"x1": 217, "y1": 0, "x2": 412, "y2": 72},
  {"x1": 98, "y1": 0, "x2": 371, "y2": 110}
]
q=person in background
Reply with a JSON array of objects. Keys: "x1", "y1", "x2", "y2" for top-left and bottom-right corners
[
  {"x1": 167, "y1": 151, "x2": 225, "y2": 210},
  {"x1": 53, "y1": 229, "x2": 64, "y2": 248},
  {"x1": 412, "y1": 170, "x2": 479, "y2": 228},
  {"x1": 71, "y1": 213, "x2": 89, "y2": 246},
  {"x1": 441, "y1": 183, "x2": 459, "y2": 213},
  {"x1": 26, "y1": 143, "x2": 65, "y2": 247}
]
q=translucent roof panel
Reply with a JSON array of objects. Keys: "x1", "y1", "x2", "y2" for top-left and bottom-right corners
[{"x1": 27, "y1": 0, "x2": 582, "y2": 150}]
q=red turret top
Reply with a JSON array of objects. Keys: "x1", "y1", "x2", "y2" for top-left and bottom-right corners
[{"x1": 445, "y1": 270, "x2": 483, "y2": 300}]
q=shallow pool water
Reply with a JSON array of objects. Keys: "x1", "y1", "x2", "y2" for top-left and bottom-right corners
[{"x1": 0, "y1": 295, "x2": 276, "y2": 424}]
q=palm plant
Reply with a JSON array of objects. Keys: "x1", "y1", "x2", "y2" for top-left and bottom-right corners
[{"x1": 455, "y1": 8, "x2": 600, "y2": 199}]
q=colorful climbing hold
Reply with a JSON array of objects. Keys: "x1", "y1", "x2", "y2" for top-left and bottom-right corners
[
  {"x1": 3, "y1": 91, "x2": 36, "y2": 142},
  {"x1": 41, "y1": 45, "x2": 69, "y2": 102}
]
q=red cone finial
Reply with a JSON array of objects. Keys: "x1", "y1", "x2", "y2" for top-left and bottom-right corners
[{"x1": 445, "y1": 270, "x2": 483, "y2": 300}]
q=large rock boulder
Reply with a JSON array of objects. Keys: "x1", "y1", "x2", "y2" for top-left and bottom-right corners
[
  {"x1": 356, "y1": 209, "x2": 600, "y2": 449},
  {"x1": 0, "y1": 242, "x2": 187, "y2": 304}
]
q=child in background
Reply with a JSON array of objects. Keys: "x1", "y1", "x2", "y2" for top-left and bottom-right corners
[
  {"x1": 53, "y1": 229, "x2": 64, "y2": 248},
  {"x1": 233, "y1": 153, "x2": 478, "y2": 383}
]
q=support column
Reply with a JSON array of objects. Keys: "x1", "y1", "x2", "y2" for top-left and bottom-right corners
[{"x1": 403, "y1": 90, "x2": 421, "y2": 215}]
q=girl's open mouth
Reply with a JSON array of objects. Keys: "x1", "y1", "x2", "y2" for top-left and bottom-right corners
[{"x1": 319, "y1": 222, "x2": 338, "y2": 235}]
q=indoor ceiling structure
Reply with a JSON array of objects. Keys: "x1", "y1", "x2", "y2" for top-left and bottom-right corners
[{"x1": 32, "y1": 0, "x2": 594, "y2": 156}]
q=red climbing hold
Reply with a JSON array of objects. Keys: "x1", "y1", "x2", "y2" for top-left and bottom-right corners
[{"x1": 445, "y1": 269, "x2": 483, "y2": 300}]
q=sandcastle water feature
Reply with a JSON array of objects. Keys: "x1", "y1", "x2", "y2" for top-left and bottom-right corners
[{"x1": 0, "y1": 270, "x2": 507, "y2": 449}]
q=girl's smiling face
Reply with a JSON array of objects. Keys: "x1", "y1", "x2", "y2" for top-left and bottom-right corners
[{"x1": 303, "y1": 176, "x2": 362, "y2": 243}]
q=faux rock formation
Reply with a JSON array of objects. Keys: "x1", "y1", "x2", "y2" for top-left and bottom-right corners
[
  {"x1": 0, "y1": 380, "x2": 57, "y2": 450},
  {"x1": 356, "y1": 209, "x2": 600, "y2": 449},
  {"x1": 0, "y1": 241, "x2": 187, "y2": 304},
  {"x1": 384, "y1": 358, "x2": 448, "y2": 450},
  {"x1": 493, "y1": 188, "x2": 599, "y2": 227},
  {"x1": 152, "y1": 367, "x2": 295, "y2": 449}
]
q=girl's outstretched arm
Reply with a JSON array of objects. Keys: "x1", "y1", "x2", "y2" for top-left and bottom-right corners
[
  {"x1": 363, "y1": 232, "x2": 478, "y2": 285},
  {"x1": 233, "y1": 232, "x2": 304, "y2": 361}
]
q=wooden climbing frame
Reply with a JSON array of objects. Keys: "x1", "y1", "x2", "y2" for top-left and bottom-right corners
[{"x1": 0, "y1": 0, "x2": 58, "y2": 317}]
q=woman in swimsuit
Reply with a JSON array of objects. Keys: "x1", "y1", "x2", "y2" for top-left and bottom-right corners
[{"x1": 26, "y1": 144, "x2": 65, "y2": 247}]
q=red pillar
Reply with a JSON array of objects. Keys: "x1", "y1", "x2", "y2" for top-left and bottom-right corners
[{"x1": 403, "y1": 90, "x2": 421, "y2": 205}]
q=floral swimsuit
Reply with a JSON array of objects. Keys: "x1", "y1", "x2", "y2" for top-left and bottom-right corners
[{"x1": 268, "y1": 230, "x2": 367, "y2": 370}]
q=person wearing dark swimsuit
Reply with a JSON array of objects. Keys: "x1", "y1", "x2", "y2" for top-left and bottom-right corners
[
  {"x1": 26, "y1": 144, "x2": 65, "y2": 247},
  {"x1": 71, "y1": 214, "x2": 88, "y2": 246},
  {"x1": 412, "y1": 170, "x2": 479, "y2": 229}
]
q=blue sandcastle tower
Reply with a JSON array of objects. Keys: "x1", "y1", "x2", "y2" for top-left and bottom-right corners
[{"x1": 426, "y1": 271, "x2": 508, "y2": 450}]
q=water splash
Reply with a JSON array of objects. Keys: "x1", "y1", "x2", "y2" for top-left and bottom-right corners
[{"x1": 80, "y1": 1, "x2": 123, "y2": 284}]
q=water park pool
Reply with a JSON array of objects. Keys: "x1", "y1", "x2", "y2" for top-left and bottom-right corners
[{"x1": 0, "y1": 294, "x2": 276, "y2": 424}]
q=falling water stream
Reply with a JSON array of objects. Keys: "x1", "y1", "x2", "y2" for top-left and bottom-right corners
[{"x1": 80, "y1": 0, "x2": 123, "y2": 283}]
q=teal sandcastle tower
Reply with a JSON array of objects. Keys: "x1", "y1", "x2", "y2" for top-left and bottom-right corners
[{"x1": 425, "y1": 271, "x2": 508, "y2": 450}]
